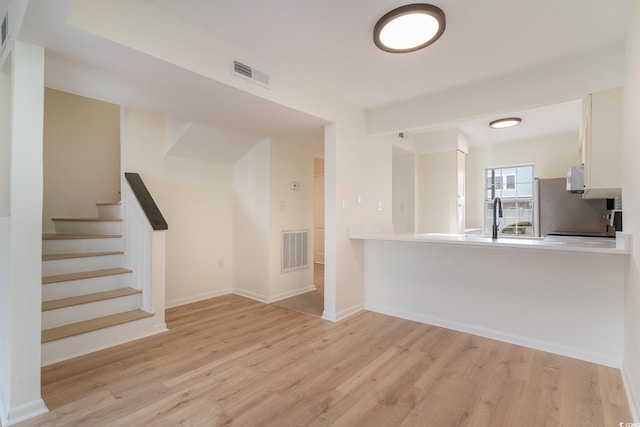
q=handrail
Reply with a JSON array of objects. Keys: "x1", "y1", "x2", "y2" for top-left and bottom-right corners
[{"x1": 124, "y1": 172, "x2": 168, "y2": 231}]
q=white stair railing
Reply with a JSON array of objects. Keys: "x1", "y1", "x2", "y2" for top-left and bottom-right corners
[{"x1": 123, "y1": 173, "x2": 167, "y2": 326}]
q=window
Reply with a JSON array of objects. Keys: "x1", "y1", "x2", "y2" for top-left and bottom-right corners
[
  {"x1": 485, "y1": 165, "x2": 534, "y2": 236},
  {"x1": 506, "y1": 175, "x2": 515, "y2": 189}
]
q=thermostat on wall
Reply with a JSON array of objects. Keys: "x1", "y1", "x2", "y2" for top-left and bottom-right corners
[{"x1": 290, "y1": 181, "x2": 299, "y2": 191}]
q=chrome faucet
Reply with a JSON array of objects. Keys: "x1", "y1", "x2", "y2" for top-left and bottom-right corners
[{"x1": 492, "y1": 197, "x2": 503, "y2": 240}]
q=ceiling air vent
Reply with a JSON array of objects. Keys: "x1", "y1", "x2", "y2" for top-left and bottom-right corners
[{"x1": 231, "y1": 60, "x2": 270, "y2": 88}]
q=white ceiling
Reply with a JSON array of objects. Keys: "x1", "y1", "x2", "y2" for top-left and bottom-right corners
[
  {"x1": 16, "y1": 0, "x2": 632, "y2": 157},
  {"x1": 422, "y1": 99, "x2": 583, "y2": 146},
  {"x1": 148, "y1": 0, "x2": 631, "y2": 109}
]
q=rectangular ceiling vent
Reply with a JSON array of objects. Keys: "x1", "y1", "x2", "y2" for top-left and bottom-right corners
[
  {"x1": 0, "y1": 9, "x2": 8, "y2": 56},
  {"x1": 231, "y1": 60, "x2": 270, "y2": 88}
]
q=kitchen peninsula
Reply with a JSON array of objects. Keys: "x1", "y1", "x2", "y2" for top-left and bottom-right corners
[{"x1": 351, "y1": 226, "x2": 631, "y2": 368}]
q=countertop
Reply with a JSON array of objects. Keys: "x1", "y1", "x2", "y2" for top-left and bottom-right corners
[{"x1": 349, "y1": 226, "x2": 631, "y2": 255}]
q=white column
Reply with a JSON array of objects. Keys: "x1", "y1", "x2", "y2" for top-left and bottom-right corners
[
  {"x1": 322, "y1": 123, "x2": 337, "y2": 320},
  {"x1": 0, "y1": 40, "x2": 48, "y2": 426}
]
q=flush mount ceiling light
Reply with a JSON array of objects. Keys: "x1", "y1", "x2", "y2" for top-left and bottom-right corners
[
  {"x1": 489, "y1": 118, "x2": 522, "y2": 129},
  {"x1": 374, "y1": 4, "x2": 446, "y2": 53}
]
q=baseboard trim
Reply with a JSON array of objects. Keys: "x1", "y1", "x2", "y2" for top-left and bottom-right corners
[
  {"x1": 0, "y1": 397, "x2": 48, "y2": 426},
  {"x1": 321, "y1": 311, "x2": 336, "y2": 322},
  {"x1": 232, "y1": 288, "x2": 269, "y2": 304},
  {"x1": 165, "y1": 288, "x2": 233, "y2": 308},
  {"x1": 166, "y1": 286, "x2": 318, "y2": 309},
  {"x1": 231, "y1": 286, "x2": 317, "y2": 305},
  {"x1": 364, "y1": 303, "x2": 622, "y2": 368},
  {"x1": 622, "y1": 366, "x2": 640, "y2": 422},
  {"x1": 322, "y1": 304, "x2": 363, "y2": 323},
  {"x1": 268, "y1": 286, "x2": 316, "y2": 303}
]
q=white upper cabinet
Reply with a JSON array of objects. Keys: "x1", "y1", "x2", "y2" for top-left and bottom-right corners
[{"x1": 580, "y1": 87, "x2": 623, "y2": 199}]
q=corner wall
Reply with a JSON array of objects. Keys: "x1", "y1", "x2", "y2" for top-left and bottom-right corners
[
  {"x1": 122, "y1": 108, "x2": 235, "y2": 308},
  {"x1": 232, "y1": 138, "x2": 316, "y2": 303},
  {"x1": 232, "y1": 139, "x2": 270, "y2": 301},
  {"x1": 623, "y1": 1, "x2": 640, "y2": 420}
]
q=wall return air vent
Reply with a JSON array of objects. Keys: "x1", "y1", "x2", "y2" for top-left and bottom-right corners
[
  {"x1": 281, "y1": 230, "x2": 309, "y2": 272},
  {"x1": 231, "y1": 60, "x2": 270, "y2": 88}
]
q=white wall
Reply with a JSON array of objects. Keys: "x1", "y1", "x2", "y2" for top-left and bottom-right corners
[
  {"x1": 232, "y1": 139, "x2": 270, "y2": 300},
  {"x1": 122, "y1": 108, "x2": 235, "y2": 308},
  {"x1": 330, "y1": 129, "x2": 393, "y2": 319},
  {"x1": 0, "y1": 69, "x2": 9, "y2": 216},
  {"x1": 392, "y1": 146, "x2": 415, "y2": 233},
  {"x1": 163, "y1": 155, "x2": 234, "y2": 305},
  {"x1": 0, "y1": 53, "x2": 11, "y2": 427},
  {"x1": 465, "y1": 132, "x2": 581, "y2": 229},
  {"x1": 0, "y1": 40, "x2": 48, "y2": 427},
  {"x1": 268, "y1": 139, "x2": 314, "y2": 299},
  {"x1": 415, "y1": 151, "x2": 458, "y2": 234},
  {"x1": 623, "y1": 1, "x2": 640, "y2": 419},
  {"x1": 0, "y1": 216, "x2": 10, "y2": 423},
  {"x1": 43, "y1": 89, "x2": 120, "y2": 232}
]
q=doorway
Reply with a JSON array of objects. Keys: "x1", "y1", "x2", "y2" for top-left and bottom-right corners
[{"x1": 271, "y1": 155, "x2": 325, "y2": 317}]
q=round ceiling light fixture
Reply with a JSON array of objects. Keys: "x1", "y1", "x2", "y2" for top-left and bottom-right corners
[
  {"x1": 374, "y1": 4, "x2": 446, "y2": 53},
  {"x1": 489, "y1": 117, "x2": 522, "y2": 129}
]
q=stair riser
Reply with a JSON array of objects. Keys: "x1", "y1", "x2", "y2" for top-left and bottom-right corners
[
  {"x1": 43, "y1": 254, "x2": 124, "y2": 276},
  {"x1": 97, "y1": 205, "x2": 121, "y2": 218},
  {"x1": 41, "y1": 316, "x2": 163, "y2": 366},
  {"x1": 53, "y1": 221, "x2": 122, "y2": 235},
  {"x1": 43, "y1": 238, "x2": 123, "y2": 254},
  {"x1": 43, "y1": 274, "x2": 133, "y2": 300},
  {"x1": 42, "y1": 294, "x2": 142, "y2": 329}
]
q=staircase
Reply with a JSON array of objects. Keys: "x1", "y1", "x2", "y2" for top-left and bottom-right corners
[{"x1": 41, "y1": 201, "x2": 158, "y2": 365}]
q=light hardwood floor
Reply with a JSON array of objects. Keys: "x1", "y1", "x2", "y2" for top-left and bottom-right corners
[{"x1": 20, "y1": 295, "x2": 631, "y2": 426}]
